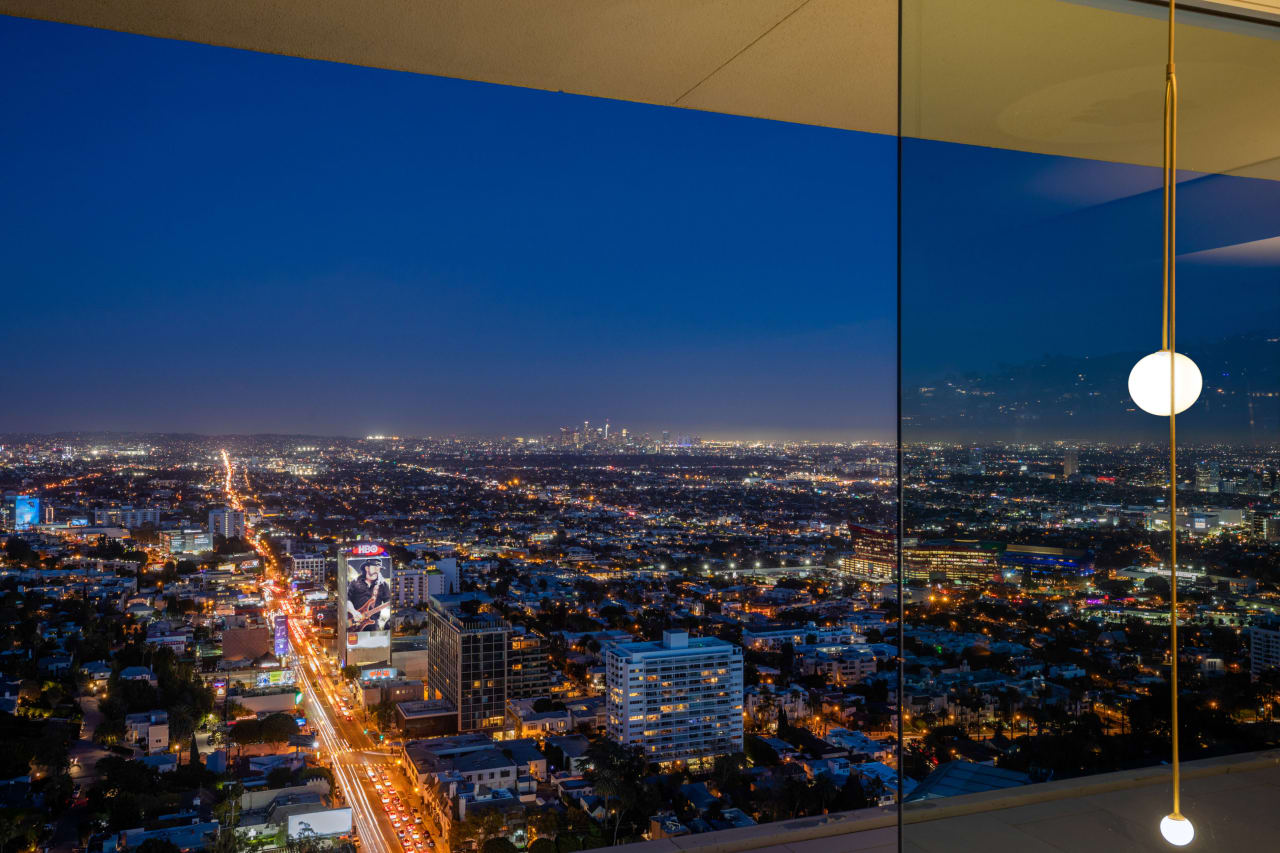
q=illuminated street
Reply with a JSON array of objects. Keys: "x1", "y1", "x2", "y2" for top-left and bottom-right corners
[{"x1": 223, "y1": 450, "x2": 443, "y2": 853}]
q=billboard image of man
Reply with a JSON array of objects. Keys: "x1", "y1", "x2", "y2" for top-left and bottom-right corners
[{"x1": 346, "y1": 558, "x2": 391, "y2": 632}]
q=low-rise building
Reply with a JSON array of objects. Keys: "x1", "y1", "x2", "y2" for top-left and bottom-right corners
[{"x1": 124, "y1": 710, "x2": 169, "y2": 753}]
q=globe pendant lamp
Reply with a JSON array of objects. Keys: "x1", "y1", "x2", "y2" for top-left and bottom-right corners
[
  {"x1": 1129, "y1": 350, "x2": 1201, "y2": 416},
  {"x1": 1135, "y1": 2, "x2": 1194, "y2": 846}
]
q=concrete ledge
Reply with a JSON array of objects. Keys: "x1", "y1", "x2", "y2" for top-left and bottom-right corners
[
  {"x1": 619, "y1": 806, "x2": 897, "y2": 852},
  {"x1": 618, "y1": 749, "x2": 1280, "y2": 852}
]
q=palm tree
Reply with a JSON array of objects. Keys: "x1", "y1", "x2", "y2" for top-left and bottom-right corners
[{"x1": 811, "y1": 774, "x2": 839, "y2": 814}]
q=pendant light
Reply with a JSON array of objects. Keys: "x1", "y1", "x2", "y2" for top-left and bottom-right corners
[
  {"x1": 1127, "y1": 0, "x2": 1202, "y2": 421},
  {"x1": 1131, "y1": 1, "x2": 1194, "y2": 846}
]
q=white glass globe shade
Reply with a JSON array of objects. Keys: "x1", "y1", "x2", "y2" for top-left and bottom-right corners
[
  {"x1": 1128, "y1": 350, "x2": 1202, "y2": 416},
  {"x1": 1160, "y1": 813, "x2": 1194, "y2": 846}
]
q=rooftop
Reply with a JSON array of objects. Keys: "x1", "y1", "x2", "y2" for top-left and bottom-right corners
[
  {"x1": 620, "y1": 748, "x2": 1280, "y2": 852},
  {"x1": 396, "y1": 699, "x2": 455, "y2": 718},
  {"x1": 609, "y1": 629, "x2": 740, "y2": 660}
]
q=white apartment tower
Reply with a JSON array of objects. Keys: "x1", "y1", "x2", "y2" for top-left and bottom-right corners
[
  {"x1": 393, "y1": 558, "x2": 459, "y2": 607},
  {"x1": 1251, "y1": 623, "x2": 1280, "y2": 680},
  {"x1": 605, "y1": 630, "x2": 744, "y2": 769}
]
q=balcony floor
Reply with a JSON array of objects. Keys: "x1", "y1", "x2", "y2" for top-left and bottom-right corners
[{"x1": 624, "y1": 749, "x2": 1280, "y2": 852}]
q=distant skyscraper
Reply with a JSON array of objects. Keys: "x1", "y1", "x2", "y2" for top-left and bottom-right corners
[
  {"x1": 1063, "y1": 448, "x2": 1078, "y2": 478},
  {"x1": 605, "y1": 630, "x2": 743, "y2": 770},
  {"x1": 1195, "y1": 462, "x2": 1220, "y2": 493},
  {"x1": 208, "y1": 506, "x2": 246, "y2": 539},
  {"x1": 969, "y1": 447, "x2": 985, "y2": 475}
]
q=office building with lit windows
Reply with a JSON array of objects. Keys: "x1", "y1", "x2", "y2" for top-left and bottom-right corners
[
  {"x1": 840, "y1": 524, "x2": 896, "y2": 583},
  {"x1": 424, "y1": 594, "x2": 511, "y2": 733},
  {"x1": 92, "y1": 507, "x2": 162, "y2": 528},
  {"x1": 288, "y1": 552, "x2": 334, "y2": 585},
  {"x1": 903, "y1": 539, "x2": 1003, "y2": 584},
  {"x1": 605, "y1": 630, "x2": 743, "y2": 769},
  {"x1": 506, "y1": 626, "x2": 551, "y2": 700},
  {"x1": 162, "y1": 528, "x2": 212, "y2": 555}
]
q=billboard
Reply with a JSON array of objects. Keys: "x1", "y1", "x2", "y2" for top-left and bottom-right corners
[
  {"x1": 12, "y1": 496, "x2": 38, "y2": 531},
  {"x1": 254, "y1": 669, "x2": 296, "y2": 688},
  {"x1": 287, "y1": 808, "x2": 352, "y2": 839},
  {"x1": 339, "y1": 544, "x2": 392, "y2": 654},
  {"x1": 273, "y1": 615, "x2": 290, "y2": 658}
]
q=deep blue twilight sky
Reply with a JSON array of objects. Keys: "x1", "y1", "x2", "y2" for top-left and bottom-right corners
[
  {"x1": 2, "y1": 16, "x2": 1277, "y2": 441},
  {"x1": 0, "y1": 16, "x2": 895, "y2": 441}
]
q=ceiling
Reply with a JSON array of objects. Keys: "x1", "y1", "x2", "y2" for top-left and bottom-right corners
[{"x1": 1, "y1": 0, "x2": 1278, "y2": 177}]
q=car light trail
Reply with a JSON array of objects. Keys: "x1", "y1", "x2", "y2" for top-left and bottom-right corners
[{"x1": 291, "y1": 618, "x2": 392, "y2": 853}]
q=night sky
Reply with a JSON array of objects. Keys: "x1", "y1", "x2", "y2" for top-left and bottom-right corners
[
  {"x1": 3, "y1": 16, "x2": 1276, "y2": 441},
  {"x1": 0, "y1": 16, "x2": 895, "y2": 441}
]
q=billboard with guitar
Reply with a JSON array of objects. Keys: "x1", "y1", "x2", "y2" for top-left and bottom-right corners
[{"x1": 339, "y1": 543, "x2": 392, "y2": 651}]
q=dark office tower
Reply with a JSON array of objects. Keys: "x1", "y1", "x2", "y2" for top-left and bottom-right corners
[
  {"x1": 1063, "y1": 448, "x2": 1078, "y2": 478},
  {"x1": 1248, "y1": 511, "x2": 1272, "y2": 543},
  {"x1": 507, "y1": 627, "x2": 552, "y2": 700},
  {"x1": 970, "y1": 447, "x2": 985, "y2": 474},
  {"x1": 425, "y1": 595, "x2": 511, "y2": 732}
]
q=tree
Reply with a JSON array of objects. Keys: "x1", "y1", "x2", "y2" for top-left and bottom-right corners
[
  {"x1": 340, "y1": 665, "x2": 361, "y2": 681},
  {"x1": 811, "y1": 773, "x2": 839, "y2": 814},
  {"x1": 0, "y1": 817, "x2": 20, "y2": 853},
  {"x1": 211, "y1": 826, "x2": 245, "y2": 853},
  {"x1": 584, "y1": 739, "x2": 647, "y2": 845},
  {"x1": 1143, "y1": 576, "x2": 1171, "y2": 599},
  {"x1": 528, "y1": 839, "x2": 557, "y2": 853},
  {"x1": 230, "y1": 719, "x2": 262, "y2": 745},
  {"x1": 555, "y1": 835, "x2": 584, "y2": 853},
  {"x1": 259, "y1": 713, "x2": 300, "y2": 744},
  {"x1": 480, "y1": 839, "x2": 518, "y2": 853},
  {"x1": 3, "y1": 538, "x2": 38, "y2": 568},
  {"x1": 268, "y1": 766, "x2": 296, "y2": 789},
  {"x1": 525, "y1": 805, "x2": 561, "y2": 841},
  {"x1": 448, "y1": 814, "x2": 484, "y2": 850},
  {"x1": 135, "y1": 840, "x2": 181, "y2": 853},
  {"x1": 300, "y1": 766, "x2": 335, "y2": 788}
]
